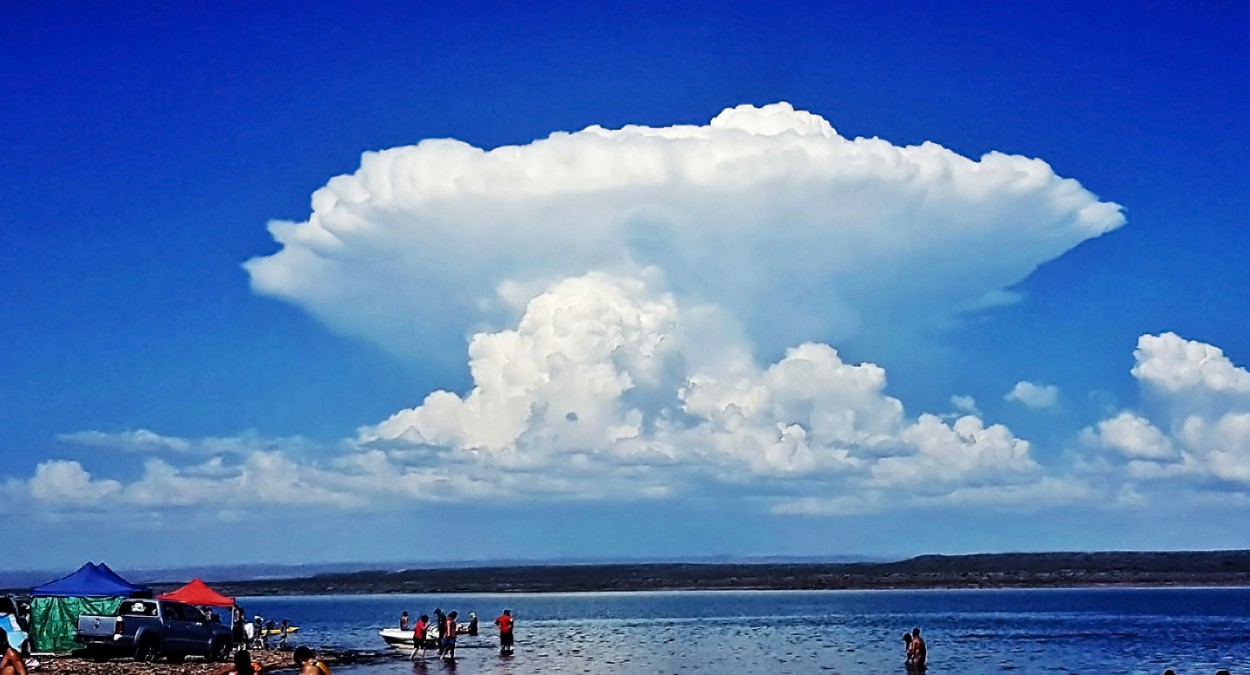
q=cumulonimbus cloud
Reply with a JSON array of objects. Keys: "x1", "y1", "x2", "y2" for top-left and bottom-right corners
[
  {"x1": 14, "y1": 104, "x2": 1135, "y2": 521},
  {"x1": 244, "y1": 102, "x2": 1124, "y2": 362}
]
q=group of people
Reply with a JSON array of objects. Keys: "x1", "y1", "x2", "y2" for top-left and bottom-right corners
[
  {"x1": 401, "y1": 607, "x2": 514, "y2": 659},
  {"x1": 902, "y1": 627, "x2": 926, "y2": 671},
  {"x1": 229, "y1": 605, "x2": 293, "y2": 652},
  {"x1": 213, "y1": 645, "x2": 329, "y2": 675}
]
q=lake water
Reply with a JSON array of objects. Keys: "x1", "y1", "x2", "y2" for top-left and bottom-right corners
[{"x1": 242, "y1": 587, "x2": 1250, "y2": 674}]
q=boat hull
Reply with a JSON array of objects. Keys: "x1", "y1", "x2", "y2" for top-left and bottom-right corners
[{"x1": 379, "y1": 628, "x2": 416, "y2": 649}]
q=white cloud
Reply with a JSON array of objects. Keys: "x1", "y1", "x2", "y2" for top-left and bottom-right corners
[
  {"x1": 57, "y1": 429, "x2": 193, "y2": 454},
  {"x1": 56, "y1": 429, "x2": 319, "y2": 457},
  {"x1": 1086, "y1": 412, "x2": 1176, "y2": 461},
  {"x1": 1131, "y1": 332, "x2": 1250, "y2": 396},
  {"x1": 244, "y1": 102, "x2": 1123, "y2": 364},
  {"x1": 19, "y1": 273, "x2": 1049, "y2": 518},
  {"x1": 950, "y1": 395, "x2": 981, "y2": 416},
  {"x1": 17, "y1": 104, "x2": 1132, "y2": 521},
  {"x1": 29, "y1": 460, "x2": 122, "y2": 505},
  {"x1": 1082, "y1": 333, "x2": 1250, "y2": 492},
  {"x1": 1005, "y1": 380, "x2": 1059, "y2": 409}
]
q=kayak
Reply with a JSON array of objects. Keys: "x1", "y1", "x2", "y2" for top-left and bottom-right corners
[{"x1": 262, "y1": 626, "x2": 299, "y2": 636}]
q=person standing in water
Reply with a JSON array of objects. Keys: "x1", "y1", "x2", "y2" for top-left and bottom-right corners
[
  {"x1": 467, "y1": 611, "x2": 478, "y2": 636},
  {"x1": 495, "y1": 609, "x2": 514, "y2": 655},
  {"x1": 908, "y1": 627, "x2": 927, "y2": 669},
  {"x1": 442, "y1": 611, "x2": 459, "y2": 660},
  {"x1": 432, "y1": 608, "x2": 445, "y2": 657},
  {"x1": 399, "y1": 611, "x2": 409, "y2": 631},
  {"x1": 410, "y1": 614, "x2": 428, "y2": 659}
]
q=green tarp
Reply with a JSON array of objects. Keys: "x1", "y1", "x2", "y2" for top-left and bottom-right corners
[{"x1": 30, "y1": 596, "x2": 122, "y2": 653}]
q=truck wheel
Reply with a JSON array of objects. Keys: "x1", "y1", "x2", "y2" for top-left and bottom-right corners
[
  {"x1": 167, "y1": 653, "x2": 186, "y2": 663},
  {"x1": 135, "y1": 637, "x2": 160, "y2": 662},
  {"x1": 209, "y1": 639, "x2": 230, "y2": 662},
  {"x1": 90, "y1": 649, "x2": 110, "y2": 663}
]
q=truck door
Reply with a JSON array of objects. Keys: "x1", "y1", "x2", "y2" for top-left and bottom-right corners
[{"x1": 165, "y1": 602, "x2": 199, "y2": 652}]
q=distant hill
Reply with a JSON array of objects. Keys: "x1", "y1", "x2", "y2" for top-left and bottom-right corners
[
  {"x1": 0, "y1": 555, "x2": 884, "y2": 593},
  {"x1": 8, "y1": 551, "x2": 1247, "y2": 597},
  {"x1": 207, "y1": 550, "x2": 1250, "y2": 597}
]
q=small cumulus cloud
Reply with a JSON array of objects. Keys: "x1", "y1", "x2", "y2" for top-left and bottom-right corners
[
  {"x1": 1131, "y1": 332, "x2": 1250, "y2": 396},
  {"x1": 1081, "y1": 333, "x2": 1250, "y2": 491},
  {"x1": 950, "y1": 395, "x2": 981, "y2": 416},
  {"x1": 1005, "y1": 381, "x2": 1060, "y2": 409}
]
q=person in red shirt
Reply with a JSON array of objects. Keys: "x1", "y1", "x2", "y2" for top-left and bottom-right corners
[
  {"x1": 410, "y1": 615, "x2": 428, "y2": 660},
  {"x1": 442, "y1": 612, "x2": 458, "y2": 660},
  {"x1": 494, "y1": 609, "x2": 514, "y2": 655}
]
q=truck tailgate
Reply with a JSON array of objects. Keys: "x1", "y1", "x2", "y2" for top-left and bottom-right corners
[{"x1": 76, "y1": 615, "x2": 122, "y2": 642}]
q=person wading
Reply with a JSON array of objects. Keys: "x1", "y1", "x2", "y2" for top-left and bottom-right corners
[{"x1": 495, "y1": 609, "x2": 514, "y2": 655}]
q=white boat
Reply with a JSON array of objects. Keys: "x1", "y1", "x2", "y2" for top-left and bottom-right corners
[{"x1": 379, "y1": 628, "x2": 416, "y2": 649}]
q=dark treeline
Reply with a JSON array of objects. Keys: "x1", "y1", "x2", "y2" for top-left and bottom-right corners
[{"x1": 195, "y1": 550, "x2": 1250, "y2": 597}]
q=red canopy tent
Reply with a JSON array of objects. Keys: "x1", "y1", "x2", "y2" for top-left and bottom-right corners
[{"x1": 157, "y1": 578, "x2": 234, "y2": 607}]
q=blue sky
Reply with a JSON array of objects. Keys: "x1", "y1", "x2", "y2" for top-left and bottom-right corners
[{"x1": 3, "y1": 1, "x2": 1250, "y2": 571}]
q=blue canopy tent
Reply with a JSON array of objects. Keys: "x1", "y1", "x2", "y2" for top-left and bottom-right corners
[{"x1": 30, "y1": 562, "x2": 149, "y2": 653}]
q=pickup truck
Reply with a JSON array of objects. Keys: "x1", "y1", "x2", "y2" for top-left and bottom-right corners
[{"x1": 75, "y1": 598, "x2": 232, "y2": 663}]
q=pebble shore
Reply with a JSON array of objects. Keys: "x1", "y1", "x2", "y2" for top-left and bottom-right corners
[{"x1": 31, "y1": 646, "x2": 394, "y2": 674}]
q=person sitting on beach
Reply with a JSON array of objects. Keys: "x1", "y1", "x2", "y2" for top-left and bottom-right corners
[
  {"x1": 495, "y1": 609, "x2": 514, "y2": 655},
  {"x1": 0, "y1": 628, "x2": 28, "y2": 675},
  {"x1": 294, "y1": 645, "x2": 331, "y2": 675},
  {"x1": 213, "y1": 649, "x2": 262, "y2": 675},
  {"x1": 908, "y1": 628, "x2": 927, "y2": 669}
]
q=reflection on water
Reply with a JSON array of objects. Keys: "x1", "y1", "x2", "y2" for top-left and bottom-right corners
[{"x1": 241, "y1": 588, "x2": 1250, "y2": 674}]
